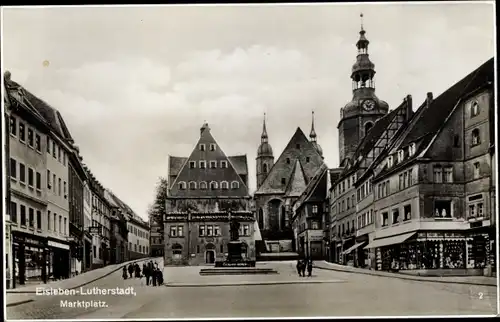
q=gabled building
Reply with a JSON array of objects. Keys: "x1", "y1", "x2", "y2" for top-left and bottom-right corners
[
  {"x1": 103, "y1": 190, "x2": 129, "y2": 264},
  {"x1": 164, "y1": 123, "x2": 254, "y2": 265},
  {"x1": 366, "y1": 57, "x2": 495, "y2": 275},
  {"x1": 254, "y1": 113, "x2": 325, "y2": 253}
]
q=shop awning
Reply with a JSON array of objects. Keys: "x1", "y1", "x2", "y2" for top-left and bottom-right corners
[
  {"x1": 364, "y1": 232, "x2": 416, "y2": 249},
  {"x1": 342, "y1": 242, "x2": 365, "y2": 255}
]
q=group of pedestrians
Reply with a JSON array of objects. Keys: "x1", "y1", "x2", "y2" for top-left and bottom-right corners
[
  {"x1": 296, "y1": 258, "x2": 313, "y2": 277},
  {"x1": 122, "y1": 260, "x2": 164, "y2": 286}
]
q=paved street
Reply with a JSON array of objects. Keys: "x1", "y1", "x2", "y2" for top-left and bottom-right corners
[{"x1": 7, "y1": 261, "x2": 497, "y2": 319}]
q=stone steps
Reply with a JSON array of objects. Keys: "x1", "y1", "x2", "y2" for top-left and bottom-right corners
[{"x1": 199, "y1": 268, "x2": 278, "y2": 276}]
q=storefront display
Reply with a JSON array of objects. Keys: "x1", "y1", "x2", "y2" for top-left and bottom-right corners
[
  {"x1": 468, "y1": 235, "x2": 487, "y2": 269},
  {"x1": 442, "y1": 240, "x2": 465, "y2": 269}
]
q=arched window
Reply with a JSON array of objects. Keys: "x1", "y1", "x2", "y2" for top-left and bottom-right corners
[
  {"x1": 199, "y1": 181, "x2": 207, "y2": 190},
  {"x1": 258, "y1": 208, "x2": 264, "y2": 229},
  {"x1": 178, "y1": 181, "x2": 186, "y2": 190},
  {"x1": 472, "y1": 129, "x2": 481, "y2": 145},
  {"x1": 221, "y1": 181, "x2": 229, "y2": 189},
  {"x1": 210, "y1": 181, "x2": 218, "y2": 190},
  {"x1": 263, "y1": 163, "x2": 268, "y2": 173},
  {"x1": 231, "y1": 181, "x2": 239, "y2": 189},
  {"x1": 471, "y1": 101, "x2": 480, "y2": 117},
  {"x1": 189, "y1": 181, "x2": 197, "y2": 190},
  {"x1": 172, "y1": 243, "x2": 182, "y2": 259},
  {"x1": 365, "y1": 122, "x2": 374, "y2": 135}
]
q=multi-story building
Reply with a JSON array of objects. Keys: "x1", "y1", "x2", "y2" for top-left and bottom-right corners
[
  {"x1": 82, "y1": 179, "x2": 93, "y2": 271},
  {"x1": 127, "y1": 214, "x2": 150, "y2": 260},
  {"x1": 4, "y1": 75, "x2": 14, "y2": 289},
  {"x1": 164, "y1": 122, "x2": 254, "y2": 265},
  {"x1": 149, "y1": 218, "x2": 163, "y2": 257},
  {"x1": 254, "y1": 113, "x2": 325, "y2": 253},
  {"x1": 5, "y1": 72, "x2": 75, "y2": 286},
  {"x1": 103, "y1": 190, "x2": 129, "y2": 264}
]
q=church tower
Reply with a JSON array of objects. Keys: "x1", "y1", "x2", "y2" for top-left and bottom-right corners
[
  {"x1": 256, "y1": 114, "x2": 274, "y2": 189},
  {"x1": 338, "y1": 14, "x2": 389, "y2": 167},
  {"x1": 310, "y1": 111, "x2": 324, "y2": 158}
]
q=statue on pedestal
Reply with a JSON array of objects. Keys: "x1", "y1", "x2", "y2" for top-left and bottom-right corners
[{"x1": 230, "y1": 220, "x2": 240, "y2": 241}]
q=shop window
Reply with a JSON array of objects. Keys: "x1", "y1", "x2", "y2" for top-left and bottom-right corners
[
  {"x1": 443, "y1": 241, "x2": 466, "y2": 269},
  {"x1": 403, "y1": 204, "x2": 411, "y2": 221},
  {"x1": 381, "y1": 212, "x2": 388, "y2": 227},
  {"x1": 434, "y1": 200, "x2": 452, "y2": 218},
  {"x1": 392, "y1": 209, "x2": 400, "y2": 224},
  {"x1": 199, "y1": 225, "x2": 205, "y2": 236}
]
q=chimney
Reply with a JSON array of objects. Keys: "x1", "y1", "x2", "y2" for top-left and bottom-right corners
[
  {"x1": 406, "y1": 94, "x2": 413, "y2": 120},
  {"x1": 426, "y1": 92, "x2": 433, "y2": 107}
]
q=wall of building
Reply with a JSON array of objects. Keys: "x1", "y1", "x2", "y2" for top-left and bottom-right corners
[{"x1": 127, "y1": 220, "x2": 150, "y2": 260}]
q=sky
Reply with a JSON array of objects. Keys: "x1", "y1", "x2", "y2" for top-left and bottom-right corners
[{"x1": 2, "y1": 2, "x2": 495, "y2": 220}]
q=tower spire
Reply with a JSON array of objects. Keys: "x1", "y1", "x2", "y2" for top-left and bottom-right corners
[
  {"x1": 261, "y1": 113, "x2": 268, "y2": 143},
  {"x1": 360, "y1": 12, "x2": 364, "y2": 31},
  {"x1": 309, "y1": 111, "x2": 317, "y2": 142}
]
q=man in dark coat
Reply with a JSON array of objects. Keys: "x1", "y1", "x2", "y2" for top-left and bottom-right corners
[
  {"x1": 143, "y1": 263, "x2": 150, "y2": 285},
  {"x1": 152, "y1": 267, "x2": 157, "y2": 286},
  {"x1": 128, "y1": 264, "x2": 134, "y2": 279},
  {"x1": 307, "y1": 259, "x2": 313, "y2": 277},
  {"x1": 122, "y1": 266, "x2": 128, "y2": 280}
]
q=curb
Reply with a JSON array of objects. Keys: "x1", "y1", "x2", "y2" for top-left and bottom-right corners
[
  {"x1": 164, "y1": 279, "x2": 346, "y2": 287},
  {"x1": 6, "y1": 257, "x2": 158, "y2": 307},
  {"x1": 314, "y1": 265, "x2": 497, "y2": 287}
]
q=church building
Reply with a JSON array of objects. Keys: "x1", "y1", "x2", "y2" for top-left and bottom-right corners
[
  {"x1": 164, "y1": 123, "x2": 255, "y2": 265},
  {"x1": 254, "y1": 113, "x2": 325, "y2": 253}
]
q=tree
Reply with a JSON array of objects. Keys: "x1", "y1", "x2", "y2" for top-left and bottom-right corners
[{"x1": 148, "y1": 176, "x2": 169, "y2": 228}]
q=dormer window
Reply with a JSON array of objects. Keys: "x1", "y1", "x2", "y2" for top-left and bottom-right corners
[
  {"x1": 387, "y1": 156, "x2": 393, "y2": 168},
  {"x1": 397, "y1": 150, "x2": 404, "y2": 163},
  {"x1": 220, "y1": 160, "x2": 228, "y2": 168},
  {"x1": 231, "y1": 181, "x2": 239, "y2": 189},
  {"x1": 221, "y1": 181, "x2": 229, "y2": 189},
  {"x1": 200, "y1": 181, "x2": 207, "y2": 190},
  {"x1": 210, "y1": 181, "x2": 218, "y2": 190},
  {"x1": 178, "y1": 181, "x2": 187, "y2": 190},
  {"x1": 189, "y1": 181, "x2": 197, "y2": 190},
  {"x1": 210, "y1": 143, "x2": 216, "y2": 151},
  {"x1": 210, "y1": 161, "x2": 217, "y2": 169},
  {"x1": 199, "y1": 144, "x2": 206, "y2": 151},
  {"x1": 470, "y1": 101, "x2": 479, "y2": 117},
  {"x1": 409, "y1": 143, "x2": 416, "y2": 156},
  {"x1": 199, "y1": 161, "x2": 206, "y2": 169},
  {"x1": 189, "y1": 161, "x2": 196, "y2": 169}
]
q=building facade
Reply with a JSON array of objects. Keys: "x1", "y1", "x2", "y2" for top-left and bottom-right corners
[
  {"x1": 164, "y1": 123, "x2": 254, "y2": 265},
  {"x1": 103, "y1": 189, "x2": 129, "y2": 264},
  {"x1": 127, "y1": 215, "x2": 150, "y2": 260},
  {"x1": 254, "y1": 114, "x2": 325, "y2": 253},
  {"x1": 82, "y1": 180, "x2": 93, "y2": 271}
]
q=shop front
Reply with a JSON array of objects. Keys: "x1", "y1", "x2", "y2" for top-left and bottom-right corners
[
  {"x1": 341, "y1": 236, "x2": 355, "y2": 266},
  {"x1": 48, "y1": 239, "x2": 71, "y2": 280},
  {"x1": 12, "y1": 231, "x2": 48, "y2": 287},
  {"x1": 467, "y1": 225, "x2": 496, "y2": 276}
]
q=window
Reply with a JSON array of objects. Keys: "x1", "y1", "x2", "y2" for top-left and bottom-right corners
[
  {"x1": 189, "y1": 181, "x2": 197, "y2": 190},
  {"x1": 177, "y1": 226, "x2": 184, "y2": 237},
  {"x1": 346, "y1": 197, "x2": 350, "y2": 209},
  {"x1": 199, "y1": 225, "x2": 205, "y2": 236},
  {"x1": 347, "y1": 179, "x2": 350, "y2": 189},
  {"x1": 263, "y1": 164, "x2": 268, "y2": 173},
  {"x1": 433, "y1": 166, "x2": 442, "y2": 183},
  {"x1": 306, "y1": 157, "x2": 310, "y2": 163},
  {"x1": 311, "y1": 221, "x2": 319, "y2": 230},
  {"x1": 199, "y1": 161, "x2": 206, "y2": 169},
  {"x1": 473, "y1": 162, "x2": 480, "y2": 179},
  {"x1": 200, "y1": 181, "x2": 207, "y2": 190},
  {"x1": 53, "y1": 174, "x2": 56, "y2": 191},
  {"x1": 199, "y1": 144, "x2": 205, "y2": 151},
  {"x1": 214, "y1": 225, "x2": 220, "y2": 236},
  {"x1": 18, "y1": 123, "x2": 26, "y2": 142},
  {"x1": 20, "y1": 205, "x2": 26, "y2": 226},
  {"x1": 471, "y1": 129, "x2": 480, "y2": 146},
  {"x1": 19, "y1": 163, "x2": 26, "y2": 183},
  {"x1": 28, "y1": 128, "x2": 34, "y2": 147},
  {"x1": 286, "y1": 158, "x2": 290, "y2": 164},
  {"x1": 453, "y1": 135, "x2": 460, "y2": 147},
  {"x1": 52, "y1": 141, "x2": 56, "y2": 158},
  {"x1": 399, "y1": 174, "x2": 404, "y2": 190},
  {"x1": 243, "y1": 224, "x2": 249, "y2": 236},
  {"x1": 29, "y1": 208, "x2": 34, "y2": 227},
  {"x1": 63, "y1": 181, "x2": 67, "y2": 197},
  {"x1": 63, "y1": 152, "x2": 66, "y2": 166},
  {"x1": 296, "y1": 144, "x2": 300, "y2": 149},
  {"x1": 207, "y1": 225, "x2": 214, "y2": 236},
  {"x1": 10, "y1": 202, "x2": 17, "y2": 223},
  {"x1": 221, "y1": 181, "x2": 229, "y2": 189},
  {"x1": 387, "y1": 156, "x2": 393, "y2": 168},
  {"x1": 470, "y1": 101, "x2": 479, "y2": 117},
  {"x1": 63, "y1": 218, "x2": 67, "y2": 234},
  {"x1": 210, "y1": 144, "x2": 216, "y2": 151},
  {"x1": 10, "y1": 116, "x2": 17, "y2": 136},
  {"x1": 312, "y1": 205, "x2": 318, "y2": 214},
  {"x1": 58, "y1": 178, "x2": 62, "y2": 196},
  {"x1": 392, "y1": 209, "x2": 400, "y2": 224},
  {"x1": 210, "y1": 181, "x2": 218, "y2": 190},
  {"x1": 10, "y1": 158, "x2": 16, "y2": 179},
  {"x1": 381, "y1": 212, "x2": 388, "y2": 227},
  {"x1": 434, "y1": 200, "x2": 452, "y2": 218},
  {"x1": 281, "y1": 178, "x2": 286, "y2": 185},
  {"x1": 443, "y1": 167, "x2": 453, "y2": 183},
  {"x1": 36, "y1": 172, "x2": 41, "y2": 190},
  {"x1": 189, "y1": 161, "x2": 196, "y2": 169},
  {"x1": 28, "y1": 168, "x2": 34, "y2": 187},
  {"x1": 409, "y1": 143, "x2": 416, "y2": 156},
  {"x1": 469, "y1": 204, "x2": 476, "y2": 218},
  {"x1": 35, "y1": 134, "x2": 41, "y2": 152},
  {"x1": 398, "y1": 150, "x2": 404, "y2": 163},
  {"x1": 54, "y1": 213, "x2": 57, "y2": 232},
  {"x1": 352, "y1": 194, "x2": 355, "y2": 207},
  {"x1": 403, "y1": 204, "x2": 411, "y2": 221},
  {"x1": 231, "y1": 181, "x2": 239, "y2": 189},
  {"x1": 170, "y1": 226, "x2": 177, "y2": 237},
  {"x1": 477, "y1": 203, "x2": 484, "y2": 217},
  {"x1": 178, "y1": 181, "x2": 187, "y2": 190},
  {"x1": 47, "y1": 137, "x2": 51, "y2": 153},
  {"x1": 210, "y1": 160, "x2": 217, "y2": 168},
  {"x1": 220, "y1": 160, "x2": 228, "y2": 168}
]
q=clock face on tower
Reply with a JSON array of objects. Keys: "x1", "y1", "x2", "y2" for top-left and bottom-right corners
[{"x1": 362, "y1": 99, "x2": 376, "y2": 111}]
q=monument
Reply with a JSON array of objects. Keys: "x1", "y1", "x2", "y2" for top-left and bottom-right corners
[{"x1": 227, "y1": 219, "x2": 243, "y2": 262}]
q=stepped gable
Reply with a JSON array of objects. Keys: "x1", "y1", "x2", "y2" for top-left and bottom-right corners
[
  {"x1": 169, "y1": 124, "x2": 249, "y2": 198},
  {"x1": 255, "y1": 127, "x2": 325, "y2": 195},
  {"x1": 285, "y1": 160, "x2": 308, "y2": 197}
]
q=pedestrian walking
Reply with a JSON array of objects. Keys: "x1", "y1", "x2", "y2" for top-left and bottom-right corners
[
  {"x1": 135, "y1": 263, "x2": 141, "y2": 278},
  {"x1": 296, "y1": 259, "x2": 302, "y2": 276},
  {"x1": 307, "y1": 259, "x2": 313, "y2": 277},
  {"x1": 152, "y1": 267, "x2": 157, "y2": 286},
  {"x1": 128, "y1": 264, "x2": 134, "y2": 278},
  {"x1": 144, "y1": 263, "x2": 151, "y2": 286},
  {"x1": 122, "y1": 266, "x2": 128, "y2": 280},
  {"x1": 157, "y1": 268, "x2": 164, "y2": 285}
]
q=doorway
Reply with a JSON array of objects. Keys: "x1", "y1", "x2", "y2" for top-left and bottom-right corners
[{"x1": 205, "y1": 251, "x2": 215, "y2": 264}]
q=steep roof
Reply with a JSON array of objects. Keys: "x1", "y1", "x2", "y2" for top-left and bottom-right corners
[
  {"x1": 255, "y1": 127, "x2": 325, "y2": 195},
  {"x1": 168, "y1": 124, "x2": 249, "y2": 198},
  {"x1": 228, "y1": 155, "x2": 248, "y2": 176},
  {"x1": 293, "y1": 164, "x2": 328, "y2": 211},
  {"x1": 284, "y1": 160, "x2": 308, "y2": 197},
  {"x1": 4, "y1": 77, "x2": 48, "y2": 125}
]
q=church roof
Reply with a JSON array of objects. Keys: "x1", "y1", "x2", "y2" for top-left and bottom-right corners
[
  {"x1": 168, "y1": 124, "x2": 249, "y2": 198},
  {"x1": 255, "y1": 127, "x2": 325, "y2": 195},
  {"x1": 284, "y1": 160, "x2": 308, "y2": 197}
]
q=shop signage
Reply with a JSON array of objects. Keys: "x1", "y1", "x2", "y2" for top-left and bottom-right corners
[
  {"x1": 14, "y1": 235, "x2": 45, "y2": 247},
  {"x1": 89, "y1": 226, "x2": 101, "y2": 235},
  {"x1": 215, "y1": 261, "x2": 256, "y2": 268},
  {"x1": 48, "y1": 240, "x2": 70, "y2": 250},
  {"x1": 309, "y1": 236, "x2": 323, "y2": 242}
]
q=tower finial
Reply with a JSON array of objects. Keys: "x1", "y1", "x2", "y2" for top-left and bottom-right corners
[
  {"x1": 261, "y1": 113, "x2": 268, "y2": 141},
  {"x1": 360, "y1": 13, "x2": 364, "y2": 31},
  {"x1": 310, "y1": 110, "x2": 317, "y2": 141}
]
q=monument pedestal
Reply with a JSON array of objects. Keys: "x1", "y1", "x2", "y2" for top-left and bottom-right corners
[{"x1": 227, "y1": 241, "x2": 243, "y2": 262}]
